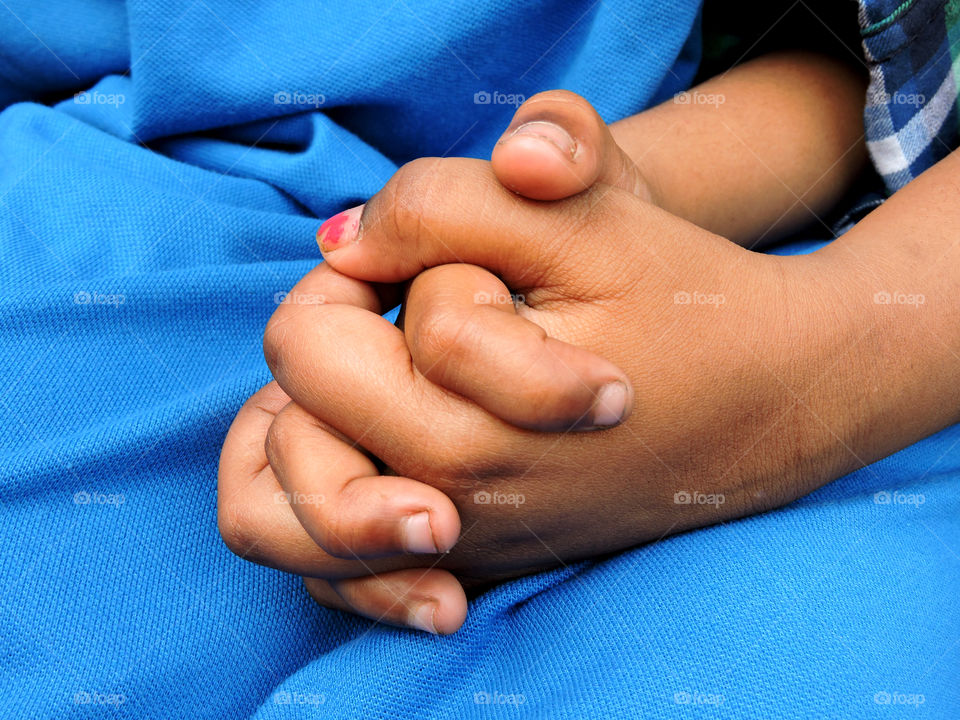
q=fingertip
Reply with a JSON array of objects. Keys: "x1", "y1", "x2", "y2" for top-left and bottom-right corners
[
  {"x1": 430, "y1": 582, "x2": 468, "y2": 635},
  {"x1": 400, "y1": 491, "x2": 461, "y2": 556},
  {"x1": 316, "y1": 204, "x2": 363, "y2": 255},
  {"x1": 319, "y1": 569, "x2": 468, "y2": 635},
  {"x1": 492, "y1": 122, "x2": 599, "y2": 201},
  {"x1": 425, "y1": 492, "x2": 462, "y2": 554},
  {"x1": 583, "y1": 379, "x2": 634, "y2": 430},
  {"x1": 406, "y1": 575, "x2": 468, "y2": 635},
  {"x1": 505, "y1": 120, "x2": 578, "y2": 160}
]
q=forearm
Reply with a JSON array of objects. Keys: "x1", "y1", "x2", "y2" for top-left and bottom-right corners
[
  {"x1": 611, "y1": 51, "x2": 868, "y2": 246},
  {"x1": 810, "y1": 149, "x2": 960, "y2": 459},
  {"x1": 753, "y1": 150, "x2": 960, "y2": 505}
]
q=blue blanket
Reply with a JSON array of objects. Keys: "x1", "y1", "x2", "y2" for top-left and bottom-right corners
[{"x1": 0, "y1": 1, "x2": 956, "y2": 717}]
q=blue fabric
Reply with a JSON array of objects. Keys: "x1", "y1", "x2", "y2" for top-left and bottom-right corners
[{"x1": 0, "y1": 1, "x2": 957, "y2": 718}]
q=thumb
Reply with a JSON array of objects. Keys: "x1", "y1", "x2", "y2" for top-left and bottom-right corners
[
  {"x1": 491, "y1": 89, "x2": 649, "y2": 201},
  {"x1": 402, "y1": 263, "x2": 634, "y2": 432}
]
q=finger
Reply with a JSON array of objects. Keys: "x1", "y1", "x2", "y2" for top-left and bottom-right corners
[
  {"x1": 272, "y1": 259, "x2": 402, "y2": 323},
  {"x1": 304, "y1": 570, "x2": 468, "y2": 634},
  {"x1": 491, "y1": 89, "x2": 649, "y2": 201},
  {"x1": 266, "y1": 402, "x2": 461, "y2": 558},
  {"x1": 264, "y1": 290, "x2": 516, "y2": 480},
  {"x1": 219, "y1": 386, "x2": 467, "y2": 633},
  {"x1": 404, "y1": 264, "x2": 633, "y2": 431},
  {"x1": 313, "y1": 155, "x2": 651, "y2": 291},
  {"x1": 218, "y1": 383, "x2": 450, "y2": 578}
]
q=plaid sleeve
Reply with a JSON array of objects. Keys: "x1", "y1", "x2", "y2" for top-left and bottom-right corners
[{"x1": 859, "y1": 0, "x2": 960, "y2": 193}]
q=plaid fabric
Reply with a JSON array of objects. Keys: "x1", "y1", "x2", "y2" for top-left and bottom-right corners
[{"x1": 859, "y1": 0, "x2": 960, "y2": 193}]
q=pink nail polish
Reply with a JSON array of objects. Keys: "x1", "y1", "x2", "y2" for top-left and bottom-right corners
[{"x1": 316, "y1": 205, "x2": 363, "y2": 253}]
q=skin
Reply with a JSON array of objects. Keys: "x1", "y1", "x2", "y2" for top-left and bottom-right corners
[{"x1": 218, "y1": 53, "x2": 960, "y2": 633}]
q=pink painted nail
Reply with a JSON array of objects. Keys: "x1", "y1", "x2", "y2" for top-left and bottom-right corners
[{"x1": 316, "y1": 204, "x2": 363, "y2": 253}]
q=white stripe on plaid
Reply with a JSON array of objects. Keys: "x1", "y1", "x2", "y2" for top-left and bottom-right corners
[{"x1": 865, "y1": 63, "x2": 958, "y2": 178}]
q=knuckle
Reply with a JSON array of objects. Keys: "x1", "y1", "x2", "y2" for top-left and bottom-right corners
[
  {"x1": 262, "y1": 303, "x2": 292, "y2": 375},
  {"x1": 316, "y1": 506, "x2": 359, "y2": 559},
  {"x1": 263, "y1": 301, "x2": 329, "y2": 387},
  {"x1": 409, "y1": 303, "x2": 476, "y2": 383},
  {"x1": 217, "y1": 496, "x2": 263, "y2": 559},
  {"x1": 375, "y1": 156, "x2": 445, "y2": 248},
  {"x1": 263, "y1": 406, "x2": 296, "y2": 471}
]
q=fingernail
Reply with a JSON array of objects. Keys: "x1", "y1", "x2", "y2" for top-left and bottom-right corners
[
  {"x1": 409, "y1": 601, "x2": 439, "y2": 634},
  {"x1": 592, "y1": 381, "x2": 629, "y2": 427},
  {"x1": 402, "y1": 511, "x2": 438, "y2": 554},
  {"x1": 507, "y1": 121, "x2": 577, "y2": 160},
  {"x1": 316, "y1": 204, "x2": 363, "y2": 253}
]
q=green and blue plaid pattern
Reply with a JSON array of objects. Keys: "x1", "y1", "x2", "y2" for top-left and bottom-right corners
[{"x1": 859, "y1": 0, "x2": 960, "y2": 192}]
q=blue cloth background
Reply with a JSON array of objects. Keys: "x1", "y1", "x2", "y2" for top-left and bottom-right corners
[{"x1": 0, "y1": 1, "x2": 956, "y2": 718}]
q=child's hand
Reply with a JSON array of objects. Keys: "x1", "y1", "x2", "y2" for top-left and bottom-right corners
[
  {"x1": 219, "y1": 57, "x2": 876, "y2": 633},
  {"x1": 220, "y1": 155, "x2": 831, "y2": 634}
]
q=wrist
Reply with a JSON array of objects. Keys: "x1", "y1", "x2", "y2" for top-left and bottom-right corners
[{"x1": 759, "y1": 246, "x2": 960, "y2": 498}]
